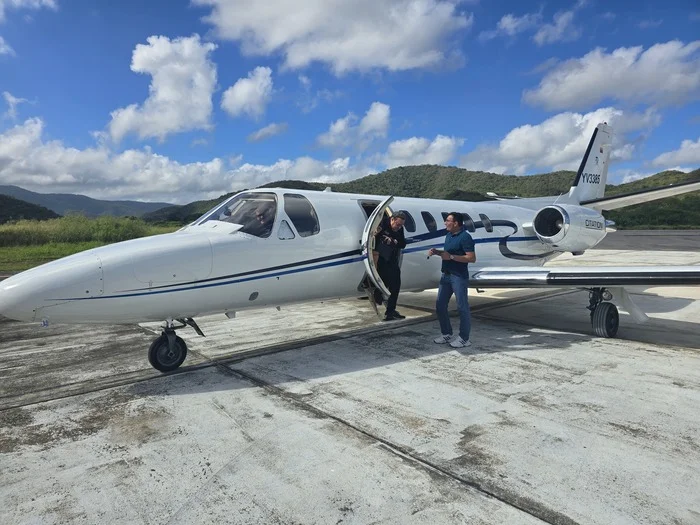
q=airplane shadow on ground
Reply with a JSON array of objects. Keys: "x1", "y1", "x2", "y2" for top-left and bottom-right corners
[
  {"x1": 144, "y1": 304, "x2": 687, "y2": 398},
  {"x1": 144, "y1": 287, "x2": 700, "y2": 398},
  {"x1": 1, "y1": 286, "x2": 697, "y2": 407}
]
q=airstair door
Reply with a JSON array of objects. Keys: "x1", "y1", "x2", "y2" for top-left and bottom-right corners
[{"x1": 361, "y1": 196, "x2": 394, "y2": 298}]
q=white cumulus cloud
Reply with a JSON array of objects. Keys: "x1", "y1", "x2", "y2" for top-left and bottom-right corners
[
  {"x1": 523, "y1": 40, "x2": 700, "y2": 110},
  {"x1": 192, "y1": 0, "x2": 473, "y2": 74},
  {"x1": 479, "y1": 2, "x2": 585, "y2": 46},
  {"x1": 0, "y1": 0, "x2": 56, "y2": 22},
  {"x1": 533, "y1": 10, "x2": 580, "y2": 46},
  {"x1": 221, "y1": 66, "x2": 274, "y2": 120},
  {"x1": 247, "y1": 122, "x2": 288, "y2": 142},
  {"x1": 479, "y1": 12, "x2": 542, "y2": 41},
  {"x1": 385, "y1": 135, "x2": 463, "y2": 168},
  {"x1": 652, "y1": 137, "x2": 700, "y2": 167},
  {"x1": 0, "y1": 35, "x2": 14, "y2": 55},
  {"x1": 3, "y1": 91, "x2": 27, "y2": 119},
  {"x1": 0, "y1": 117, "x2": 376, "y2": 203},
  {"x1": 107, "y1": 35, "x2": 218, "y2": 143},
  {"x1": 318, "y1": 102, "x2": 390, "y2": 152},
  {"x1": 614, "y1": 169, "x2": 658, "y2": 184},
  {"x1": 460, "y1": 107, "x2": 660, "y2": 175},
  {"x1": 359, "y1": 102, "x2": 390, "y2": 138}
]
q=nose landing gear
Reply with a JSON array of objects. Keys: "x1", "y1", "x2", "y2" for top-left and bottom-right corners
[
  {"x1": 147, "y1": 317, "x2": 204, "y2": 372},
  {"x1": 148, "y1": 330, "x2": 187, "y2": 372}
]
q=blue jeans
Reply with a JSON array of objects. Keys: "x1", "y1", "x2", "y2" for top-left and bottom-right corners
[{"x1": 436, "y1": 272, "x2": 471, "y2": 341}]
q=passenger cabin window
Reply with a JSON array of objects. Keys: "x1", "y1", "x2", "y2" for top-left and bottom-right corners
[
  {"x1": 463, "y1": 214, "x2": 476, "y2": 232},
  {"x1": 195, "y1": 192, "x2": 277, "y2": 238},
  {"x1": 284, "y1": 193, "x2": 320, "y2": 237},
  {"x1": 479, "y1": 213, "x2": 493, "y2": 233},
  {"x1": 421, "y1": 211, "x2": 437, "y2": 232},
  {"x1": 398, "y1": 210, "x2": 416, "y2": 232}
]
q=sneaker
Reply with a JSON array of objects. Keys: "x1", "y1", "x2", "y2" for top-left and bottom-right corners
[
  {"x1": 389, "y1": 311, "x2": 406, "y2": 320},
  {"x1": 382, "y1": 314, "x2": 397, "y2": 322},
  {"x1": 449, "y1": 337, "x2": 471, "y2": 348},
  {"x1": 433, "y1": 334, "x2": 452, "y2": 344}
]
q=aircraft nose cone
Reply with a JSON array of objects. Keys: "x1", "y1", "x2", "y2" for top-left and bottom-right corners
[
  {"x1": 0, "y1": 273, "x2": 38, "y2": 321},
  {"x1": 0, "y1": 252, "x2": 104, "y2": 323}
]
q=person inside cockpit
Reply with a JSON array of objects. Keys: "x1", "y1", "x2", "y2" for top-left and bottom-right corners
[{"x1": 253, "y1": 204, "x2": 274, "y2": 237}]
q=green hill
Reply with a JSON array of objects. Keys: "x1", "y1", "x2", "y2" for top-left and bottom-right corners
[
  {"x1": 142, "y1": 166, "x2": 700, "y2": 229},
  {"x1": 0, "y1": 185, "x2": 173, "y2": 218},
  {"x1": 331, "y1": 166, "x2": 578, "y2": 198},
  {"x1": 0, "y1": 195, "x2": 61, "y2": 224}
]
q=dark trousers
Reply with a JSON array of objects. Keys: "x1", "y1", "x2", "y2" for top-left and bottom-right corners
[{"x1": 377, "y1": 259, "x2": 401, "y2": 315}]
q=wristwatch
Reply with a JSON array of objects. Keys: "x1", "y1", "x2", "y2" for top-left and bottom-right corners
[{"x1": 449, "y1": 254, "x2": 455, "y2": 261}]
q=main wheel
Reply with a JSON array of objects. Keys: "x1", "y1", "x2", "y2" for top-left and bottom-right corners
[
  {"x1": 592, "y1": 302, "x2": 619, "y2": 338},
  {"x1": 148, "y1": 333, "x2": 188, "y2": 372}
]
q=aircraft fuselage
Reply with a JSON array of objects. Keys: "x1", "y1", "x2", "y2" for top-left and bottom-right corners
[{"x1": 0, "y1": 189, "x2": 565, "y2": 324}]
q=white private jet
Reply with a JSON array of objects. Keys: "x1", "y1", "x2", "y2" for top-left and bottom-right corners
[{"x1": 1, "y1": 123, "x2": 699, "y2": 372}]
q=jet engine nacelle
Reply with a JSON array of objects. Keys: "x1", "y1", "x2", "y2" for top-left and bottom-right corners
[{"x1": 532, "y1": 204, "x2": 607, "y2": 253}]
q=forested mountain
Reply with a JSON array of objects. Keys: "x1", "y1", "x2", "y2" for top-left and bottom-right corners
[
  {"x1": 0, "y1": 185, "x2": 172, "y2": 218},
  {"x1": 142, "y1": 166, "x2": 700, "y2": 229},
  {"x1": 0, "y1": 195, "x2": 61, "y2": 223}
]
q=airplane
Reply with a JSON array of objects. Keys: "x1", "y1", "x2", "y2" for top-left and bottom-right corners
[{"x1": 1, "y1": 123, "x2": 699, "y2": 373}]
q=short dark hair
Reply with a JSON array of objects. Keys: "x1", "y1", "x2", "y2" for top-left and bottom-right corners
[
  {"x1": 392, "y1": 211, "x2": 406, "y2": 221},
  {"x1": 448, "y1": 212, "x2": 463, "y2": 226}
]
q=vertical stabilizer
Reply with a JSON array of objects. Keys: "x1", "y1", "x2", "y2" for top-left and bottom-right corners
[{"x1": 567, "y1": 123, "x2": 612, "y2": 203}]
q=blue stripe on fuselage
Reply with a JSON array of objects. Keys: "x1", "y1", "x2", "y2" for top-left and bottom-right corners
[{"x1": 50, "y1": 235, "x2": 543, "y2": 301}]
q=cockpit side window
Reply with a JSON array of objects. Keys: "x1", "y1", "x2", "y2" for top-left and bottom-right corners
[
  {"x1": 284, "y1": 194, "x2": 320, "y2": 237},
  {"x1": 195, "y1": 192, "x2": 277, "y2": 238}
]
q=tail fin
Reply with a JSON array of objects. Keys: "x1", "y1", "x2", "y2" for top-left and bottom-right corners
[{"x1": 567, "y1": 122, "x2": 612, "y2": 204}]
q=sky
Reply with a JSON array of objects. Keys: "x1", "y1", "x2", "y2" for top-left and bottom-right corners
[{"x1": 1, "y1": 0, "x2": 699, "y2": 204}]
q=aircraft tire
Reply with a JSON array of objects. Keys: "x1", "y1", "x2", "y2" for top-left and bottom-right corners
[
  {"x1": 592, "y1": 302, "x2": 619, "y2": 338},
  {"x1": 148, "y1": 334, "x2": 188, "y2": 372}
]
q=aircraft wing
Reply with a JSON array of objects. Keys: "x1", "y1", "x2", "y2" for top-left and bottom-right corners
[
  {"x1": 470, "y1": 266, "x2": 700, "y2": 288},
  {"x1": 580, "y1": 179, "x2": 700, "y2": 211}
]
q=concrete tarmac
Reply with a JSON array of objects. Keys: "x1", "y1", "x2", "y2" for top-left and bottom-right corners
[{"x1": 1, "y1": 233, "x2": 699, "y2": 525}]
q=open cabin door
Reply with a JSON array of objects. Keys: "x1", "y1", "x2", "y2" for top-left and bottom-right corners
[{"x1": 361, "y1": 196, "x2": 394, "y2": 298}]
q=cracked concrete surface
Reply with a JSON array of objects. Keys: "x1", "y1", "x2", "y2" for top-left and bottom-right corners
[{"x1": 1, "y1": 232, "x2": 699, "y2": 524}]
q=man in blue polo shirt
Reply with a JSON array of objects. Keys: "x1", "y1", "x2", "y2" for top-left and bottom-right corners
[{"x1": 428, "y1": 212, "x2": 476, "y2": 348}]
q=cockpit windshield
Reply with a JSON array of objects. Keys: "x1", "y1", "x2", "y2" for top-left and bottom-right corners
[{"x1": 194, "y1": 192, "x2": 277, "y2": 238}]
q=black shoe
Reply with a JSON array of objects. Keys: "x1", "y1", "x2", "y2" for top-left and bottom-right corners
[
  {"x1": 390, "y1": 311, "x2": 406, "y2": 320},
  {"x1": 382, "y1": 314, "x2": 397, "y2": 322}
]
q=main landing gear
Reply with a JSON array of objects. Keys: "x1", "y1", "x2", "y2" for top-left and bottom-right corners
[
  {"x1": 586, "y1": 287, "x2": 619, "y2": 338},
  {"x1": 148, "y1": 317, "x2": 204, "y2": 372}
]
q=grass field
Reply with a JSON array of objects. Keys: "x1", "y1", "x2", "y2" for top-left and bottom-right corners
[
  {"x1": 0, "y1": 242, "x2": 106, "y2": 272},
  {"x1": 0, "y1": 217, "x2": 180, "y2": 273}
]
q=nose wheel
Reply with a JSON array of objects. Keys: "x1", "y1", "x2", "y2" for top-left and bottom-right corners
[
  {"x1": 148, "y1": 329, "x2": 188, "y2": 372},
  {"x1": 146, "y1": 317, "x2": 204, "y2": 372}
]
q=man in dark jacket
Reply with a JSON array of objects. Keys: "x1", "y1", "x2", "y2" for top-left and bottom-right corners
[{"x1": 373, "y1": 211, "x2": 407, "y2": 321}]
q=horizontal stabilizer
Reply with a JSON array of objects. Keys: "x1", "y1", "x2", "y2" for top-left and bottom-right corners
[
  {"x1": 486, "y1": 192, "x2": 520, "y2": 200},
  {"x1": 581, "y1": 179, "x2": 700, "y2": 211}
]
